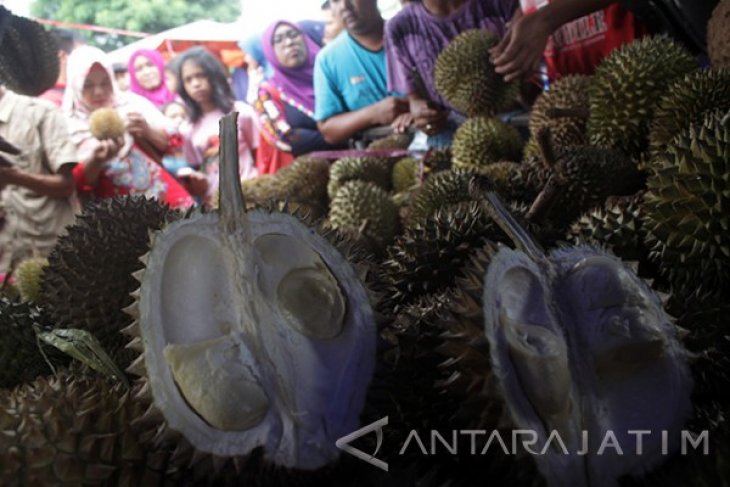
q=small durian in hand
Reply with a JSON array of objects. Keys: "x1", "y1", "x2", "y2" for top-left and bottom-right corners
[{"x1": 89, "y1": 108, "x2": 125, "y2": 140}]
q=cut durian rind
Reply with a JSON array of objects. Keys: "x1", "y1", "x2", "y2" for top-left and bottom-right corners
[
  {"x1": 136, "y1": 202, "x2": 375, "y2": 470},
  {"x1": 551, "y1": 246, "x2": 694, "y2": 481},
  {"x1": 483, "y1": 247, "x2": 584, "y2": 486}
]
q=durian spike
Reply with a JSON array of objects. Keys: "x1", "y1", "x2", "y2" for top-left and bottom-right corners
[
  {"x1": 545, "y1": 107, "x2": 589, "y2": 120},
  {"x1": 218, "y1": 113, "x2": 248, "y2": 237},
  {"x1": 472, "y1": 184, "x2": 546, "y2": 262}
]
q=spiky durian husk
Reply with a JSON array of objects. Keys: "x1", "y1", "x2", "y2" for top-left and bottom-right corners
[
  {"x1": 643, "y1": 111, "x2": 730, "y2": 302},
  {"x1": 391, "y1": 157, "x2": 420, "y2": 193},
  {"x1": 41, "y1": 197, "x2": 180, "y2": 370},
  {"x1": 434, "y1": 29, "x2": 517, "y2": 117},
  {"x1": 0, "y1": 370, "x2": 191, "y2": 486},
  {"x1": 382, "y1": 201, "x2": 499, "y2": 311},
  {"x1": 587, "y1": 36, "x2": 697, "y2": 159},
  {"x1": 0, "y1": 298, "x2": 67, "y2": 389},
  {"x1": 14, "y1": 257, "x2": 48, "y2": 303},
  {"x1": 541, "y1": 145, "x2": 643, "y2": 228},
  {"x1": 327, "y1": 156, "x2": 393, "y2": 199},
  {"x1": 367, "y1": 132, "x2": 413, "y2": 150},
  {"x1": 452, "y1": 117, "x2": 524, "y2": 171},
  {"x1": 476, "y1": 161, "x2": 523, "y2": 202},
  {"x1": 568, "y1": 192, "x2": 647, "y2": 261},
  {"x1": 89, "y1": 108, "x2": 126, "y2": 140},
  {"x1": 328, "y1": 181, "x2": 400, "y2": 250},
  {"x1": 0, "y1": 11, "x2": 58, "y2": 96},
  {"x1": 422, "y1": 146, "x2": 453, "y2": 173},
  {"x1": 649, "y1": 68, "x2": 730, "y2": 158},
  {"x1": 408, "y1": 169, "x2": 480, "y2": 223},
  {"x1": 529, "y1": 75, "x2": 590, "y2": 145},
  {"x1": 708, "y1": 0, "x2": 730, "y2": 67}
]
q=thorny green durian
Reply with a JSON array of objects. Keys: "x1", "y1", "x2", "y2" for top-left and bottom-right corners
[
  {"x1": 451, "y1": 117, "x2": 524, "y2": 171},
  {"x1": 14, "y1": 257, "x2": 48, "y2": 303},
  {"x1": 89, "y1": 108, "x2": 126, "y2": 140},
  {"x1": 391, "y1": 157, "x2": 420, "y2": 193},
  {"x1": 408, "y1": 169, "x2": 480, "y2": 223},
  {"x1": 434, "y1": 29, "x2": 517, "y2": 117},
  {"x1": 41, "y1": 197, "x2": 181, "y2": 370},
  {"x1": 707, "y1": 0, "x2": 730, "y2": 67},
  {"x1": 368, "y1": 132, "x2": 414, "y2": 150},
  {"x1": 643, "y1": 110, "x2": 730, "y2": 301},
  {"x1": 587, "y1": 36, "x2": 697, "y2": 159},
  {"x1": 529, "y1": 74, "x2": 590, "y2": 147},
  {"x1": 327, "y1": 156, "x2": 393, "y2": 199}
]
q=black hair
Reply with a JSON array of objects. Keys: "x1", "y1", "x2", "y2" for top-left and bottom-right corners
[
  {"x1": 175, "y1": 46, "x2": 233, "y2": 124},
  {"x1": 112, "y1": 62, "x2": 127, "y2": 74},
  {"x1": 50, "y1": 28, "x2": 79, "y2": 54}
]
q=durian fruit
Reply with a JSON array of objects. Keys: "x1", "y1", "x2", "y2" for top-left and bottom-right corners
[
  {"x1": 14, "y1": 257, "x2": 48, "y2": 303},
  {"x1": 708, "y1": 0, "x2": 730, "y2": 67},
  {"x1": 327, "y1": 156, "x2": 393, "y2": 198},
  {"x1": 529, "y1": 74, "x2": 590, "y2": 147},
  {"x1": 588, "y1": 36, "x2": 697, "y2": 159},
  {"x1": 368, "y1": 132, "x2": 414, "y2": 150},
  {"x1": 643, "y1": 110, "x2": 730, "y2": 301},
  {"x1": 41, "y1": 197, "x2": 180, "y2": 370},
  {"x1": 238, "y1": 156, "x2": 331, "y2": 216},
  {"x1": 568, "y1": 192, "x2": 647, "y2": 261},
  {"x1": 451, "y1": 117, "x2": 524, "y2": 171},
  {"x1": 391, "y1": 157, "x2": 420, "y2": 193},
  {"x1": 422, "y1": 146, "x2": 453, "y2": 173},
  {"x1": 408, "y1": 169, "x2": 480, "y2": 223},
  {"x1": 434, "y1": 29, "x2": 516, "y2": 117},
  {"x1": 466, "y1": 194, "x2": 694, "y2": 486},
  {"x1": 89, "y1": 107, "x2": 126, "y2": 140},
  {"x1": 0, "y1": 370, "x2": 189, "y2": 486},
  {"x1": 329, "y1": 180, "x2": 400, "y2": 249},
  {"x1": 0, "y1": 8, "x2": 59, "y2": 96},
  {"x1": 649, "y1": 67, "x2": 730, "y2": 158},
  {"x1": 124, "y1": 114, "x2": 377, "y2": 473},
  {"x1": 476, "y1": 161, "x2": 520, "y2": 199},
  {"x1": 0, "y1": 297, "x2": 67, "y2": 389}
]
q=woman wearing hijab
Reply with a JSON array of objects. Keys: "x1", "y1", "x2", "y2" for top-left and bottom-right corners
[
  {"x1": 128, "y1": 48, "x2": 177, "y2": 109},
  {"x1": 254, "y1": 20, "x2": 339, "y2": 174},
  {"x1": 64, "y1": 45, "x2": 196, "y2": 208}
]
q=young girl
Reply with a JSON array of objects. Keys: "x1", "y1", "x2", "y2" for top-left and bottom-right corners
[
  {"x1": 176, "y1": 46, "x2": 259, "y2": 208},
  {"x1": 161, "y1": 101, "x2": 190, "y2": 177},
  {"x1": 63, "y1": 45, "x2": 195, "y2": 209}
]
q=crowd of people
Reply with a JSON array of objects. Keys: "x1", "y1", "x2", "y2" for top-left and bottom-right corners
[{"x1": 0, "y1": 0, "x2": 715, "y2": 273}]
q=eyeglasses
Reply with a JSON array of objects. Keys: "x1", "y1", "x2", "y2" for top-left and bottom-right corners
[{"x1": 272, "y1": 29, "x2": 301, "y2": 46}]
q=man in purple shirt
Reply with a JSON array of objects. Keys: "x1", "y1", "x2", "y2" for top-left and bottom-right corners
[{"x1": 385, "y1": 0, "x2": 518, "y2": 145}]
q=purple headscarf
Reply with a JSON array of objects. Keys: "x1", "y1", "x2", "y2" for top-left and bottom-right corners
[
  {"x1": 261, "y1": 20, "x2": 320, "y2": 114},
  {"x1": 128, "y1": 48, "x2": 176, "y2": 109}
]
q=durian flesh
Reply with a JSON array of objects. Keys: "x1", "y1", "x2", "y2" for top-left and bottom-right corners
[{"x1": 132, "y1": 114, "x2": 376, "y2": 470}]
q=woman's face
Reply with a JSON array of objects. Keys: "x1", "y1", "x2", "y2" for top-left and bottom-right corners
[
  {"x1": 272, "y1": 24, "x2": 307, "y2": 69},
  {"x1": 134, "y1": 54, "x2": 162, "y2": 91},
  {"x1": 82, "y1": 64, "x2": 114, "y2": 109},
  {"x1": 180, "y1": 59, "x2": 212, "y2": 106}
]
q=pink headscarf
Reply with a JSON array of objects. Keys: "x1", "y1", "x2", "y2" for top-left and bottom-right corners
[{"x1": 128, "y1": 49, "x2": 176, "y2": 108}]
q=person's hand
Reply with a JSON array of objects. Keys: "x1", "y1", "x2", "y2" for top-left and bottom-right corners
[
  {"x1": 410, "y1": 97, "x2": 449, "y2": 135},
  {"x1": 90, "y1": 136, "x2": 124, "y2": 164},
  {"x1": 126, "y1": 112, "x2": 151, "y2": 139},
  {"x1": 390, "y1": 112, "x2": 413, "y2": 134},
  {"x1": 489, "y1": 9, "x2": 552, "y2": 82},
  {"x1": 0, "y1": 166, "x2": 20, "y2": 191},
  {"x1": 370, "y1": 96, "x2": 410, "y2": 126},
  {"x1": 179, "y1": 170, "x2": 209, "y2": 197}
]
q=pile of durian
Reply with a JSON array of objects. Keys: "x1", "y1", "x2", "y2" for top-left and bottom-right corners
[{"x1": 2, "y1": 5, "x2": 730, "y2": 485}]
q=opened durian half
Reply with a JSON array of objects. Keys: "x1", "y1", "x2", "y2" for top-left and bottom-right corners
[
  {"x1": 482, "y1": 193, "x2": 693, "y2": 487},
  {"x1": 126, "y1": 113, "x2": 376, "y2": 470}
]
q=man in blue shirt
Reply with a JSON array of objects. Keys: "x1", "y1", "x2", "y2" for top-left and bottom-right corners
[{"x1": 315, "y1": 0, "x2": 411, "y2": 144}]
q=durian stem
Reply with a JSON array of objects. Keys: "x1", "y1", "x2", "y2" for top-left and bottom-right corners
[
  {"x1": 527, "y1": 174, "x2": 565, "y2": 225},
  {"x1": 218, "y1": 113, "x2": 248, "y2": 237},
  {"x1": 545, "y1": 107, "x2": 589, "y2": 120},
  {"x1": 536, "y1": 128, "x2": 558, "y2": 169},
  {"x1": 481, "y1": 190, "x2": 546, "y2": 261}
]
